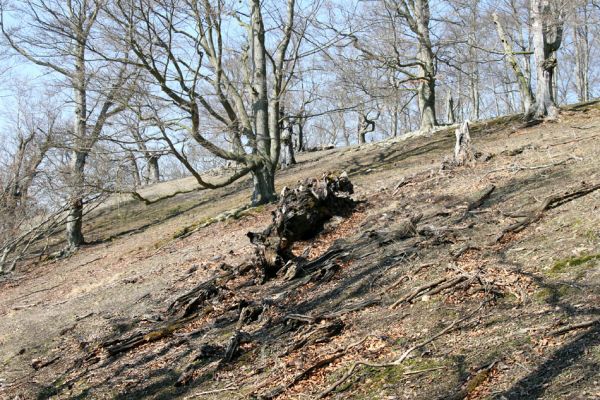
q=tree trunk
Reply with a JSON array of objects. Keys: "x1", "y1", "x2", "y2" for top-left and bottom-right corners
[
  {"x1": 147, "y1": 155, "x2": 160, "y2": 184},
  {"x1": 414, "y1": 0, "x2": 437, "y2": 132},
  {"x1": 492, "y1": 12, "x2": 535, "y2": 116},
  {"x1": 454, "y1": 120, "x2": 473, "y2": 166},
  {"x1": 573, "y1": 21, "x2": 589, "y2": 102},
  {"x1": 128, "y1": 152, "x2": 142, "y2": 188},
  {"x1": 251, "y1": 164, "x2": 276, "y2": 206},
  {"x1": 531, "y1": 0, "x2": 563, "y2": 119},
  {"x1": 251, "y1": 0, "x2": 271, "y2": 163},
  {"x1": 392, "y1": 105, "x2": 399, "y2": 137},
  {"x1": 446, "y1": 95, "x2": 455, "y2": 124},
  {"x1": 67, "y1": 42, "x2": 88, "y2": 251},
  {"x1": 296, "y1": 118, "x2": 305, "y2": 152},
  {"x1": 280, "y1": 126, "x2": 296, "y2": 168},
  {"x1": 417, "y1": 76, "x2": 437, "y2": 132},
  {"x1": 66, "y1": 151, "x2": 86, "y2": 250}
]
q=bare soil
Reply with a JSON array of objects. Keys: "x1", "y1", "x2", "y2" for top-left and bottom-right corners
[{"x1": 1, "y1": 102, "x2": 600, "y2": 400}]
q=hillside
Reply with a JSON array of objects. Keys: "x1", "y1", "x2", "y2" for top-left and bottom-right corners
[{"x1": 1, "y1": 103, "x2": 600, "y2": 400}]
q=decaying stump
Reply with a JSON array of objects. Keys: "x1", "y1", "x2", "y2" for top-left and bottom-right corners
[
  {"x1": 247, "y1": 172, "x2": 355, "y2": 281},
  {"x1": 454, "y1": 120, "x2": 474, "y2": 166}
]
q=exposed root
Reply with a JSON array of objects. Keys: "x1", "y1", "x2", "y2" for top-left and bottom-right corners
[{"x1": 497, "y1": 181, "x2": 600, "y2": 242}]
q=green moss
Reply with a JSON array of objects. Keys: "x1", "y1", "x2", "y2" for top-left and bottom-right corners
[
  {"x1": 549, "y1": 253, "x2": 600, "y2": 274},
  {"x1": 331, "y1": 358, "x2": 447, "y2": 398}
]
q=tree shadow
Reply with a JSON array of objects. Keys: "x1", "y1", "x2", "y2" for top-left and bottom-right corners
[{"x1": 496, "y1": 324, "x2": 600, "y2": 399}]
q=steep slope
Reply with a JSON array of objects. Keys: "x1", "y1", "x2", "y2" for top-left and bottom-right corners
[{"x1": 1, "y1": 102, "x2": 600, "y2": 400}]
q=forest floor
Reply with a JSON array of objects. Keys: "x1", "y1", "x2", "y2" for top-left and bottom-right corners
[{"x1": 1, "y1": 102, "x2": 600, "y2": 400}]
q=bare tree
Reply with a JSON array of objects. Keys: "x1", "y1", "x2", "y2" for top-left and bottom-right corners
[
  {"x1": 357, "y1": 110, "x2": 380, "y2": 144},
  {"x1": 492, "y1": 11, "x2": 536, "y2": 115},
  {"x1": 1, "y1": 0, "x2": 132, "y2": 252},
  {"x1": 344, "y1": 0, "x2": 437, "y2": 133},
  {"x1": 110, "y1": 0, "x2": 312, "y2": 205}
]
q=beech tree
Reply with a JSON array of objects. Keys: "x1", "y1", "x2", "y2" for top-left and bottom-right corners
[
  {"x1": 0, "y1": 0, "x2": 132, "y2": 252},
  {"x1": 347, "y1": 0, "x2": 437, "y2": 133},
  {"x1": 530, "y1": 0, "x2": 567, "y2": 118},
  {"x1": 110, "y1": 0, "x2": 314, "y2": 205}
]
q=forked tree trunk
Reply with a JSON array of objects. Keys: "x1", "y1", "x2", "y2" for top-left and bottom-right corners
[{"x1": 531, "y1": 0, "x2": 564, "y2": 119}]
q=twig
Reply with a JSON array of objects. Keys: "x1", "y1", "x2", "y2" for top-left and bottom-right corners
[
  {"x1": 185, "y1": 384, "x2": 239, "y2": 399},
  {"x1": 318, "y1": 302, "x2": 485, "y2": 398},
  {"x1": 257, "y1": 335, "x2": 375, "y2": 399},
  {"x1": 394, "y1": 302, "x2": 484, "y2": 364},
  {"x1": 550, "y1": 319, "x2": 599, "y2": 336},
  {"x1": 390, "y1": 277, "x2": 447, "y2": 308},
  {"x1": 485, "y1": 157, "x2": 580, "y2": 175}
]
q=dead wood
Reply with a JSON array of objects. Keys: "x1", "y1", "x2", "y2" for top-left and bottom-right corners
[
  {"x1": 258, "y1": 350, "x2": 346, "y2": 399},
  {"x1": 550, "y1": 319, "x2": 600, "y2": 336},
  {"x1": 220, "y1": 330, "x2": 251, "y2": 364},
  {"x1": 167, "y1": 279, "x2": 220, "y2": 318},
  {"x1": 31, "y1": 356, "x2": 60, "y2": 370},
  {"x1": 284, "y1": 318, "x2": 345, "y2": 355},
  {"x1": 390, "y1": 277, "x2": 447, "y2": 308},
  {"x1": 454, "y1": 120, "x2": 474, "y2": 166},
  {"x1": 442, "y1": 361, "x2": 499, "y2": 400},
  {"x1": 256, "y1": 335, "x2": 375, "y2": 399},
  {"x1": 486, "y1": 156, "x2": 580, "y2": 176},
  {"x1": 467, "y1": 185, "x2": 496, "y2": 212},
  {"x1": 427, "y1": 275, "x2": 469, "y2": 296},
  {"x1": 322, "y1": 298, "x2": 381, "y2": 319},
  {"x1": 390, "y1": 274, "x2": 471, "y2": 308},
  {"x1": 102, "y1": 314, "x2": 198, "y2": 356},
  {"x1": 318, "y1": 302, "x2": 486, "y2": 398},
  {"x1": 175, "y1": 344, "x2": 224, "y2": 386},
  {"x1": 280, "y1": 246, "x2": 348, "y2": 282},
  {"x1": 176, "y1": 331, "x2": 252, "y2": 386},
  {"x1": 186, "y1": 385, "x2": 239, "y2": 398},
  {"x1": 497, "y1": 181, "x2": 600, "y2": 242},
  {"x1": 501, "y1": 144, "x2": 536, "y2": 156},
  {"x1": 248, "y1": 172, "x2": 355, "y2": 281}
]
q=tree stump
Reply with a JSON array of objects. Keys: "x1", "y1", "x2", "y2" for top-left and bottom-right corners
[
  {"x1": 247, "y1": 172, "x2": 355, "y2": 281},
  {"x1": 454, "y1": 120, "x2": 474, "y2": 166}
]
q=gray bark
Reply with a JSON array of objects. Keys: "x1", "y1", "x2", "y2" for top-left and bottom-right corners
[
  {"x1": 454, "y1": 120, "x2": 473, "y2": 166},
  {"x1": 573, "y1": 11, "x2": 590, "y2": 102},
  {"x1": 357, "y1": 111, "x2": 378, "y2": 144},
  {"x1": 414, "y1": 0, "x2": 437, "y2": 132},
  {"x1": 531, "y1": 0, "x2": 564, "y2": 119},
  {"x1": 492, "y1": 13, "x2": 535, "y2": 115},
  {"x1": 66, "y1": 39, "x2": 88, "y2": 251},
  {"x1": 147, "y1": 155, "x2": 160, "y2": 184},
  {"x1": 446, "y1": 95, "x2": 455, "y2": 125}
]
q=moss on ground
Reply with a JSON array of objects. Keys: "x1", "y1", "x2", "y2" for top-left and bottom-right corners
[{"x1": 548, "y1": 253, "x2": 600, "y2": 274}]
